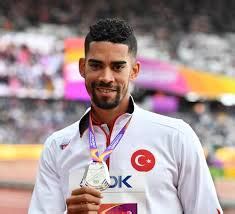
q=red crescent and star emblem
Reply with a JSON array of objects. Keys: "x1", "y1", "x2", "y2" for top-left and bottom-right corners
[{"x1": 131, "y1": 149, "x2": 155, "y2": 172}]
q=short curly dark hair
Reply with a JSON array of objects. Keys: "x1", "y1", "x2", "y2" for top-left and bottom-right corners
[{"x1": 84, "y1": 18, "x2": 137, "y2": 57}]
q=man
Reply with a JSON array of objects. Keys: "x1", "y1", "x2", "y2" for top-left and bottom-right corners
[{"x1": 29, "y1": 18, "x2": 223, "y2": 214}]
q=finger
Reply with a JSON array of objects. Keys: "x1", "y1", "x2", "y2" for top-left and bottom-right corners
[
  {"x1": 67, "y1": 203, "x2": 100, "y2": 213},
  {"x1": 66, "y1": 194, "x2": 101, "y2": 205},
  {"x1": 71, "y1": 186, "x2": 102, "y2": 198}
]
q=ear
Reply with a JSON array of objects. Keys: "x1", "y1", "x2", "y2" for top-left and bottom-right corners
[
  {"x1": 79, "y1": 58, "x2": 85, "y2": 78},
  {"x1": 130, "y1": 61, "x2": 140, "y2": 80}
]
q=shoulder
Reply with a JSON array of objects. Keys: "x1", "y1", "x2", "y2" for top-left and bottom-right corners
[
  {"x1": 43, "y1": 120, "x2": 80, "y2": 153},
  {"x1": 134, "y1": 105, "x2": 190, "y2": 133}
]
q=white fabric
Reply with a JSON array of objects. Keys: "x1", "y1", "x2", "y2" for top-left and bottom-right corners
[{"x1": 29, "y1": 103, "x2": 223, "y2": 214}]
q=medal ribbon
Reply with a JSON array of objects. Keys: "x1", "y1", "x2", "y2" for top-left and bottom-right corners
[{"x1": 88, "y1": 113, "x2": 131, "y2": 162}]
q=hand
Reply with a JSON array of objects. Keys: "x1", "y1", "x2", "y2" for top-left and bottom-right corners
[{"x1": 66, "y1": 186, "x2": 103, "y2": 214}]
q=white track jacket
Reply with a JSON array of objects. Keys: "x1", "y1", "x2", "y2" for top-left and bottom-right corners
[{"x1": 29, "y1": 101, "x2": 223, "y2": 214}]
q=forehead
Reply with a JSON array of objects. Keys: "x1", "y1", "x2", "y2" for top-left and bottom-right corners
[{"x1": 86, "y1": 41, "x2": 131, "y2": 62}]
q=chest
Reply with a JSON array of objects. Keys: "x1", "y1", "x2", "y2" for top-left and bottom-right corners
[{"x1": 58, "y1": 128, "x2": 178, "y2": 199}]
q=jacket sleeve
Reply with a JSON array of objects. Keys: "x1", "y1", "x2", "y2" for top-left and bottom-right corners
[
  {"x1": 176, "y1": 122, "x2": 223, "y2": 214},
  {"x1": 28, "y1": 134, "x2": 66, "y2": 214}
]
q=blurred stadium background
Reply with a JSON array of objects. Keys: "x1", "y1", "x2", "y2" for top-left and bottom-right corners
[{"x1": 0, "y1": 0, "x2": 235, "y2": 213}]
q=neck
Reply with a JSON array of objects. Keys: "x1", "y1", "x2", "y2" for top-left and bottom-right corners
[{"x1": 91, "y1": 97, "x2": 130, "y2": 129}]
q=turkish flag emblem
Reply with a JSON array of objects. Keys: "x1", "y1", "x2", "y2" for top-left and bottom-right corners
[{"x1": 131, "y1": 149, "x2": 155, "y2": 172}]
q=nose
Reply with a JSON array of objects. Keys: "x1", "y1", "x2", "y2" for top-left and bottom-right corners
[{"x1": 98, "y1": 68, "x2": 114, "y2": 83}]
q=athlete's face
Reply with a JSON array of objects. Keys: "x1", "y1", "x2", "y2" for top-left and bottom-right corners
[{"x1": 79, "y1": 41, "x2": 140, "y2": 109}]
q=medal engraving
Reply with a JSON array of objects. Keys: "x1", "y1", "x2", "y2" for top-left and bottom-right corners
[{"x1": 81, "y1": 161, "x2": 110, "y2": 191}]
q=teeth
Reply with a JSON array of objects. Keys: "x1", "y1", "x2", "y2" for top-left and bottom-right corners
[{"x1": 98, "y1": 88, "x2": 114, "y2": 93}]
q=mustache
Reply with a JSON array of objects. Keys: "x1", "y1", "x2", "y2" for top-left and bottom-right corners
[{"x1": 92, "y1": 81, "x2": 119, "y2": 90}]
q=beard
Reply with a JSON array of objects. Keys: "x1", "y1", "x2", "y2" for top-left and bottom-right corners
[{"x1": 90, "y1": 81, "x2": 124, "y2": 109}]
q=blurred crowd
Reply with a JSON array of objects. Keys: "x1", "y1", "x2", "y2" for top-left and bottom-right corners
[
  {"x1": 174, "y1": 103, "x2": 235, "y2": 148},
  {"x1": 1, "y1": 0, "x2": 235, "y2": 32},
  {"x1": 0, "y1": 97, "x2": 235, "y2": 148},
  {"x1": 0, "y1": 32, "x2": 64, "y2": 98},
  {"x1": 0, "y1": 97, "x2": 87, "y2": 144}
]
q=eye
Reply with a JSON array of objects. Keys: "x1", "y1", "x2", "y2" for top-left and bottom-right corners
[
  {"x1": 89, "y1": 63, "x2": 102, "y2": 71},
  {"x1": 112, "y1": 64, "x2": 125, "y2": 72}
]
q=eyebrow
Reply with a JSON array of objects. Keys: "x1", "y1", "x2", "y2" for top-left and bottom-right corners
[
  {"x1": 111, "y1": 61, "x2": 127, "y2": 65},
  {"x1": 88, "y1": 59, "x2": 102, "y2": 64},
  {"x1": 88, "y1": 59, "x2": 127, "y2": 65}
]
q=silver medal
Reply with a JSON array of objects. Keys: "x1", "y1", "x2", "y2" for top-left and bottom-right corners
[{"x1": 81, "y1": 161, "x2": 111, "y2": 191}]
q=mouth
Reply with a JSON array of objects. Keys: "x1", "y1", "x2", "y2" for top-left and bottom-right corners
[
  {"x1": 97, "y1": 87, "x2": 116, "y2": 92},
  {"x1": 95, "y1": 87, "x2": 117, "y2": 98}
]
